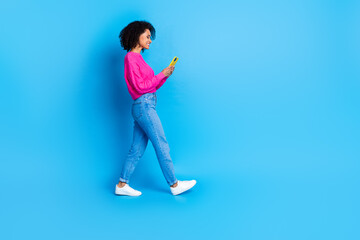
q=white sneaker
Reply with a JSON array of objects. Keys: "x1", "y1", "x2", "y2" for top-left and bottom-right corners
[
  {"x1": 170, "y1": 180, "x2": 197, "y2": 195},
  {"x1": 115, "y1": 183, "x2": 142, "y2": 196}
]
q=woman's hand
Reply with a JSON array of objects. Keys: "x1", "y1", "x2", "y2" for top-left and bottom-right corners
[{"x1": 161, "y1": 66, "x2": 175, "y2": 77}]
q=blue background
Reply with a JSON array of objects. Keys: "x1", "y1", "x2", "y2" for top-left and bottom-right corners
[{"x1": 1, "y1": 0, "x2": 359, "y2": 239}]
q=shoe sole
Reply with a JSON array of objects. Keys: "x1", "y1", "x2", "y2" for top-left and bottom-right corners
[
  {"x1": 115, "y1": 191, "x2": 142, "y2": 196},
  {"x1": 115, "y1": 187, "x2": 142, "y2": 196},
  {"x1": 172, "y1": 181, "x2": 196, "y2": 195},
  {"x1": 115, "y1": 193, "x2": 141, "y2": 196}
]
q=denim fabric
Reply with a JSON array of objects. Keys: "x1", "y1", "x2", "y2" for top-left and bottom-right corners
[{"x1": 119, "y1": 93, "x2": 177, "y2": 186}]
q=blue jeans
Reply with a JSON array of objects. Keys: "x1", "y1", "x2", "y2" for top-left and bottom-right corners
[{"x1": 119, "y1": 93, "x2": 178, "y2": 186}]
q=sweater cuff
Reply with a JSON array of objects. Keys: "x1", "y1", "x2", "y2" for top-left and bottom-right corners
[
  {"x1": 158, "y1": 71, "x2": 168, "y2": 80},
  {"x1": 155, "y1": 72, "x2": 168, "y2": 90}
]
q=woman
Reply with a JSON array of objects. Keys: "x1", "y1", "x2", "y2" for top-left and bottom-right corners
[{"x1": 116, "y1": 20, "x2": 196, "y2": 196}]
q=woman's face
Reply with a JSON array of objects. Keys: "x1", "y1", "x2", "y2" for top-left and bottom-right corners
[{"x1": 137, "y1": 29, "x2": 152, "y2": 50}]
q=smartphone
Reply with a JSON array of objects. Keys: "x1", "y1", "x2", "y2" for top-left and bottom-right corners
[{"x1": 169, "y1": 56, "x2": 179, "y2": 67}]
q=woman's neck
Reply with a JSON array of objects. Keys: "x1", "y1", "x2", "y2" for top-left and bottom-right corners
[{"x1": 130, "y1": 46, "x2": 142, "y2": 53}]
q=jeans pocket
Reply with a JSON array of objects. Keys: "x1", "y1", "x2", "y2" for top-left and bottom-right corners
[
  {"x1": 133, "y1": 101, "x2": 151, "y2": 120},
  {"x1": 132, "y1": 103, "x2": 143, "y2": 119}
]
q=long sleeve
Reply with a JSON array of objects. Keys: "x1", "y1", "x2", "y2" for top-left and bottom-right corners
[
  {"x1": 126, "y1": 59, "x2": 167, "y2": 93},
  {"x1": 124, "y1": 52, "x2": 169, "y2": 100}
]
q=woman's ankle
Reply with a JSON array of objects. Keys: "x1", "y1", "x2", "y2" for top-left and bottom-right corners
[
  {"x1": 170, "y1": 181, "x2": 178, "y2": 188},
  {"x1": 118, "y1": 181, "x2": 126, "y2": 188}
]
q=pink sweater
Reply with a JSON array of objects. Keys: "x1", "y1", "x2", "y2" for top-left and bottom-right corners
[{"x1": 124, "y1": 51, "x2": 168, "y2": 100}]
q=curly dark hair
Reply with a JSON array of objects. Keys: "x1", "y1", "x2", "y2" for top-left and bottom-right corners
[{"x1": 119, "y1": 20, "x2": 156, "y2": 53}]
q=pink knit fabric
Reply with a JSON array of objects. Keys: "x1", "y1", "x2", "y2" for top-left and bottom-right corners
[{"x1": 124, "y1": 51, "x2": 168, "y2": 100}]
